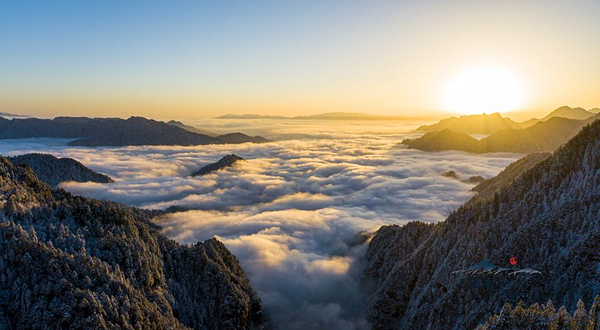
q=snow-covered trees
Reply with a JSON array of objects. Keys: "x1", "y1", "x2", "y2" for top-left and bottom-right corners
[
  {"x1": 0, "y1": 157, "x2": 269, "y2": 329},
  {"x1": 364, "y1": 120, "x2": 600, "y2": 329}
]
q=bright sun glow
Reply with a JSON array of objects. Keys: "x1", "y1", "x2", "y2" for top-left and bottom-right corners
[{"x1": 442, "y1": 66, "x2": 525, "y2": 115}]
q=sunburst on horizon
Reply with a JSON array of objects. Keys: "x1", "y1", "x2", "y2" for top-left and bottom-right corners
[{"x1": 441, "y1": 65, "x2": 526, "y2": 116}]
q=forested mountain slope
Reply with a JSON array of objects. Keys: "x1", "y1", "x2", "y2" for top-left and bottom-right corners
[
  {"x1": 0, "y1": 157, "x2": 269, "y2": 329},
  {"x1": 477, "y1": 297, "x2": 600, "y2": 329},
  {"x1": 364, "y1": 120, "x2": 600, "y2": 329},
  {"x1": 469, "y1": 152, "x2": 550, "y2": 204}
]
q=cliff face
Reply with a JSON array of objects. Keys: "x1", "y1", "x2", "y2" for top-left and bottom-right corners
[
  {"x1": 0, "y1": 157, "x2": 269, "y2": 329},
  {"x1": 7, "y1": 153, "x2": 114, "y2": 187},
  {"x1": 364, "y1": 120, "x2": 600, "y2": 329}
]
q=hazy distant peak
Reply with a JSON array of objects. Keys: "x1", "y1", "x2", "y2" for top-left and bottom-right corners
[
  {"x1": 217, "y1": 113, "x2": 289, "y2": 119},
  {"x1": 0, "y1": 112, "x2": 30, "y2": 118},
  {"x1": 540, "y1": 105, "x2": 595, "y2": 121},
  {"x1": 416, "y1": 112, "x2": 518, "y2": 134},
  {"x1": 166, "y1": 120, "x2": 219, "y2": 137}
]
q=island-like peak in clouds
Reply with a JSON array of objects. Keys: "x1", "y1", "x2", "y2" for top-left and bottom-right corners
[
  {"x1": 0, "y1": 157, "x2": 270, "y2": 329},
  {"x1": 363, "y1": 119, "x2": 600, "y2": 329},
  {"x1": 191, "y1": 154, "x2": 245, "y2": 177},
  {"x1": 7, "y1": 153, "x2": 114, "y2": 187}
]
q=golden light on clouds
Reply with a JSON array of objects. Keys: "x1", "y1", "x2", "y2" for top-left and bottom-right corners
[{"x1": 441, "y1": 66, "x2": 526, "y2": 115}]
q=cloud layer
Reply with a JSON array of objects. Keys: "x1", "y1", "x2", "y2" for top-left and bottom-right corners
[{"x1": 0, "y1": 121, "x2": 522, "y2": 329}]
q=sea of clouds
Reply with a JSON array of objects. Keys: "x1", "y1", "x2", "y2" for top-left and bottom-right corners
[{"x1": 0, "y1": 119, "x2": 522, "y2": 329}]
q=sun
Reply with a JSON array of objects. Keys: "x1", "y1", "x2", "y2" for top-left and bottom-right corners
[{"x1": 441, "y1": 66, "x2": 525, "y2": 115}]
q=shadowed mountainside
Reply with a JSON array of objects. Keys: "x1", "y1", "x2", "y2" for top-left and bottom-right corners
[
  {"x1": 363, "y1": 119, "x2": 600, "y2": 329},
  {"x1": 0, "y1": 116, "x2": 268, "y2": 147},
  {"x1": 0, "y1": 157, "x2": 269, "y2": 329},
  {"x1": 7, "y1": 153, "x2": 114, "y2": 187}
]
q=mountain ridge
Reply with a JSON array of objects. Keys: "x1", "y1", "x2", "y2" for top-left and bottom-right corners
[
  {"x1": 0, "y1": 156, "x2": 270, "y2": 329},
  {"x1": 363, "y1": 119, "x2": 600, "y2": 329},
  {"x1": 7, "y1": 153, "x2": 114, "y2": 187},
  {"x1": 403, "y1": 115, "x2": 599, "y2": 153},
  {"x1": 191, "y1": 154, "x2": 245, "y2": 177},
  {"x1": 0, "y1": 116, "x2": 268, "y2": 147}
]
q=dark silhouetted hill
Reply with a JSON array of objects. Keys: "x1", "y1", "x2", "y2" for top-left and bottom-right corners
[
  {"x1": 191, "y1": 154, "x2": 245, "y2": 177},
  {"x1": 0, "y1": 116, "x2": 268, "y2": 147},
  {"x1": 7, "y1": 153, "x2": 114, "y2": 187},
  {"x1": 403, "y1": 129, "x2": 479, "y2": 152}
]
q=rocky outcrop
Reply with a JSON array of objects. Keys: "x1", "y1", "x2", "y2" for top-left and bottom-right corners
[
  {"x1": 7, "y1": 153, "x2": 114, "y2": 187},
  {"x1": 0, "y1": 157, "x2": 269, "y2": 329}
]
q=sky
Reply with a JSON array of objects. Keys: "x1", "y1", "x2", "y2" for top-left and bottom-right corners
[{"x1": 1, "y1": 0, "x2": 599, "y2": 119}]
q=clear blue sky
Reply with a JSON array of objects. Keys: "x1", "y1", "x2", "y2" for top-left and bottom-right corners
[{"x1": 1, "y1": 0, "x2": 599, "y2": 118}]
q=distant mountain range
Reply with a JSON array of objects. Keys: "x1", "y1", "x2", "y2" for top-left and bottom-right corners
[
  {"x1": 7, "y1": 153, "x2": 113, "y2": 187},
  {"x1": 191, "y1": 154, "x2": 245, "y2": 177},
  {"x1": 166, "y1": 120, "x2": 218, "y2": 137},
  {"x1": 217, "y1": 112, "x2": 434, "y2": 121},
  {"x1": 217, "y1": 114, "x2": 290, "y2": 120},
  {"x1": 0, "y1": 112, "x2": 29, "y2": 118},
  {"x1": 0, "y1": 116, "x2": 268, "y2": 147},
  {"x1": 0, "y1": 156, "x2": 269, "y2": 329},
  {"x1": 363, "y1": 119, "x2": 600, "y2": 329},
  {"x1": 416, "y1": 106, "x2": 599, "y2": 135},
  {"x1": 416, "y1": 112, "x2": 520, "y2": 134},
  {"x1": 403, "y1": 112, "x2": 599, "y2": 153}
]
